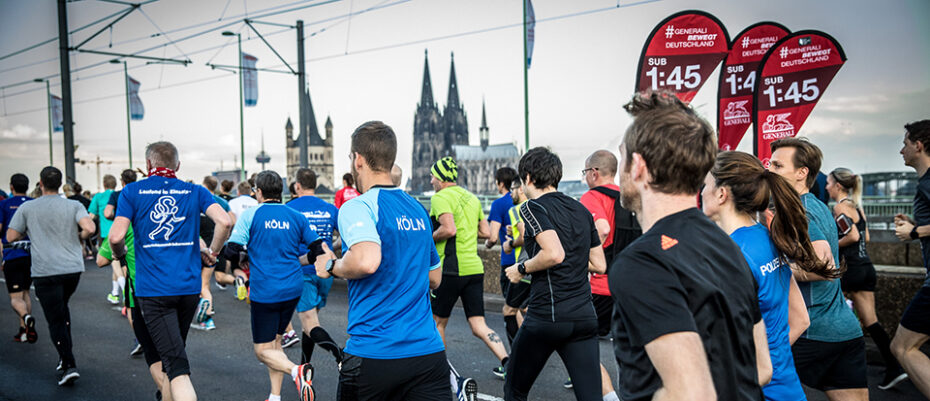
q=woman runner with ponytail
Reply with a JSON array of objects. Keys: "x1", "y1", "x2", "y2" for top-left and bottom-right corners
[
  {"x1": 702, "y1": 151, "x2": 838, "y2": 401},
  {"x1": 827, "y1": 168, "x2": 907, "y2": 389}
]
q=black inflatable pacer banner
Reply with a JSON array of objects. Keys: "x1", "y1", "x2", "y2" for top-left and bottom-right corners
[
  {"x1": 753, "y1": 30, "x2": 846, "y2": 167},
  {"x1": 717, "y1": 22, "x2": 790, "y2": 151},
  {"x1": 636, "y1": 10, "x2": 729, "y2": 103}
]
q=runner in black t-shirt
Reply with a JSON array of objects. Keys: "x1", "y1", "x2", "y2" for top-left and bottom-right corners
[
  {"x1": 609, "y1": 92, "x2": 768, "y2": 401},
  {"x1": 503, "y1": 147, "x2": 607, "y2": 401},
  {"x1": 892, "y1": 119, "x2": 930, "y2": 398}
]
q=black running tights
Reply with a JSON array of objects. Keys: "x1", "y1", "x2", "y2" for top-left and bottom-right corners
[{"x1": 33, "y1": 273, "x2": 81, "y2": 370}]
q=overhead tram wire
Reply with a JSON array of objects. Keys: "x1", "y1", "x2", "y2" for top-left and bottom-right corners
[{"x1": 1, "y1": 0, "x2": 660, "y2": 117}]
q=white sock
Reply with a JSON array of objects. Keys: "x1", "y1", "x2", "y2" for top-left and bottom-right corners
[
  {"x1": 111, "y1": 281, "x2": 119, "y2": 296},
  {"x1": 268, "y1": 394, "x2": 280, "y2": 401},
  {"x1": 603, "y1": 391, "x2": 620, "y2": 401},
  {"x1": 117, "y1": 277, "x2": 126, "y2": 293},
  {"x1": 291, "y1": 365, "x2": 300, "y2": 381}
]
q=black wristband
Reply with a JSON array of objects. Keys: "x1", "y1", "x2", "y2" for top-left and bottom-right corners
[
  {"x1": 517, "y1": 262, "x2": 527, "y2": 275},
  {"x1": 912, "y1": 226, "x2": 920, "y2": 240},
  {"x1": 508, "y1": 239, "x2": 515, "y2": 249}
]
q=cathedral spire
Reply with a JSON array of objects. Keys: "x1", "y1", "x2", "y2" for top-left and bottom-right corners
[
  {"x1": 420, "y1": 49, "x2": 434, "y2": 108},
  {"x1": 447, "y1": 52, "x2": 460, "y2": 110},
  {"x1": 480, "y1": 97, "x2": 489, "y2": 151}
]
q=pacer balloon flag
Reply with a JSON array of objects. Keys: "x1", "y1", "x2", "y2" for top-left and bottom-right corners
[
  {"x1": 242, "y1": 52, "x2": 258, "y2": 107},
  {"x1": 636, "y1": 10, "x2": 729, "y2": 103},
  {"x1": 717, "y1": 22, "x2": 790, "y2": 151},
  {"x1": 753, "y1": 30, "x2": 846, "y2": 167}
]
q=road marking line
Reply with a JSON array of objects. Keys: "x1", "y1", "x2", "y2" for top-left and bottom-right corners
[{"x1": 478, "y1": 393, "x2": 504, "y2": 401}]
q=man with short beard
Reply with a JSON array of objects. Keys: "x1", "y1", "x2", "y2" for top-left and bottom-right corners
[{"x1": 609, "y1": 92, "x2": 769, "y2": 401}]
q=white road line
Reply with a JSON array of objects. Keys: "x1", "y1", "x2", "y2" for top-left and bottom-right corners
[{"x1": 477, "y1": 393, "x2": 504, "y2": 401}]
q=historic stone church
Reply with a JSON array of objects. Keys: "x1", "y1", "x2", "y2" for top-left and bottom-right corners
[
  {"x1": 285, "y1": 88, "x2": 335, "y2": 194},
  {"x1": 407, "y1": 50, "x2": 520, "y2": 195}
]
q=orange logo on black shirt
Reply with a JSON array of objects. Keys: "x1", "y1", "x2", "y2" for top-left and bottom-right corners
[{"x1": 661, "y1": 235, "x2": 678, "y2": 250}]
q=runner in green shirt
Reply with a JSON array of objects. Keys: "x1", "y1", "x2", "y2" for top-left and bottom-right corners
[{"x1": 428, "y1": 157, "x2": 510, "y2": 379}]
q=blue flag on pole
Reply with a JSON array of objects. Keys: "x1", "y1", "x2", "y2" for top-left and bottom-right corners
[
  {"x1": 242, "y1": 52, "x2": 258, "y2": 107},
  {"x1": 51, "y1": 94, "x2": 63, "y2": 132},
  {"x1": 127, "y1": 76, "x2": 144, "y2": 120},
  {"x1": 525, "y1": 0, "x2": 535, "y2": 68}
]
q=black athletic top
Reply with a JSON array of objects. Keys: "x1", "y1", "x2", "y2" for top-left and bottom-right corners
[
  {"x1": 609, "y1": 208, "x2": 763, "y2": 401},
  {"x1": 914, "y1": 171, "x2": 930, "y2": 286},
  {"x1": 839, "y1": 207, "x2": 873, "y2": 269},
  {"x1": 520, "y1": 192, "x2": 600, "y2": 323}
]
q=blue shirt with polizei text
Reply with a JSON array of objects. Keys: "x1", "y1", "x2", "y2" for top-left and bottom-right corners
[
  {"x1": 228, "y1": 203, "x2": 319, "y2": 303},
  {"x1": 338, "y1": 187, "x2": 444, "y2": 359},
  {"x1": 117, "y1": 178, "x2": 215, "y2": 297}
]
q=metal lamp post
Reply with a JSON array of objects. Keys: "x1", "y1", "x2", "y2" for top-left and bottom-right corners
[
  {"x1": 33, "y1": 78, "x2": 54, "y2": 165},
  {"x1": 109, "y1": 59, "x2": 133, "y2": 169}
]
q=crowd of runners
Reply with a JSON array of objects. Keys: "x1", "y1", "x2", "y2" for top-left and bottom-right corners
[{"x1": 1, "y1": 92, "x2": 930, "y2": 401}]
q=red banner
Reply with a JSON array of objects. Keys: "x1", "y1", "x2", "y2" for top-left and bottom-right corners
[
  {"x1": 753, "y1": 30, "x2": 846, "y2": 167},
  {"x1": 636, "y1": 10, "x2": 729, "y2": 103},
  {"x1": 717, "y1": 22, "x2": 790, "y2": 151}
]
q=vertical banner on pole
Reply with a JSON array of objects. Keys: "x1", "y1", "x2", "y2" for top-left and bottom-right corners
[
  {"x1": 127, "y1": 76, "x2": 144, "y2": 120},
  {"x1": 717, "y1": 22, "x2": 790, "y2": 151},
  {"x1": 51, "y1": 95, "x2": 64, "y2": 132},
  {"x1": 525, "y1": 0, "x2": 535, "y2": 69},
  {"x1": 635, "y1": 10, "x2": 729, "y2": 103},
  {"x1": 752, "y1": 30, "x2": 846, "y2": 167},
  {"x1": 242, "y1": 52, "x2": 259, "y2": 107}
]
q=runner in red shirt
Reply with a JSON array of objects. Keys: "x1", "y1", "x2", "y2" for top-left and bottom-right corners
[{"x1": 334, "y1": 173, "x2": 360, "y2": 209}]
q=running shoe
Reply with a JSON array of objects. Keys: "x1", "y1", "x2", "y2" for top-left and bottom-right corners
[
  {"x1": 492, "y1": 365, "x2": 505, "y2": 380},
  {"x1": 107, "y1": 293, "x2": 120, "y2": 305},
  {"x1": 215, "y1": 281, "x2": 227, "y2": 291},
  {"x1": 155, "y1": 390, "x2": 162, "y2": 401},
  {"x1": 195, "y1": 298, "x2": 211, "y2": 324},
  {"x1": 878, "y1": 370, "x2": 908, "y2": 390},
  {"x1": 294, "y1": 363, "x2": 315, "y2": 401},
  {"x1": 563, "y1": 378, "x2": 573, "y2": 389},
  {"x1": 24, "y1": 314, "x2": 37, "y2": 343},
  {"x1": 56, "y1": 359, "x2": 63, "y2": 372},
  {"x1": 13, "y1": 327, "x2": 26, "y2": 342},
  {"x1": 235, "y1": 277, "x2": 247, "y2": 301},
  {"x1": 57, "y1": 367, "x2": 80, "y2": 386},
  {"x1": 282, "y1": 330, "x2": 300, "y2": 348},
  {"x1": 130, "y1": 341, "x2": 144, "y2": 357},
  {"x1": 203, "y1": 318, "x2": 216, "y2": 331},
  {"x1": 455, "y1": 377, "x2": 477, "y2": 401}
]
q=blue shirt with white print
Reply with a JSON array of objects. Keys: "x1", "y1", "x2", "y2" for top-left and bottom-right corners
[
  {"x1": 228, "y1": 203, "x2": 319, "y2": 303},
  {"x1": 338, "y1": 186, "x2": 444, "y2": 359},
  {"x1": 117, "y1": 177, "x2": 215, "y2": 297}
]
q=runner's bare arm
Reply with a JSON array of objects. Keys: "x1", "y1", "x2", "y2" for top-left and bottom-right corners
[
  {"x1": 205, "y1": 203, "x2": 232, "y2": 254},
  {"x1": 78, "y1": 215, "x2": 95, "y2": 239},
  {"x1": 103, "y1": 204, "x2": 116, "y2": 220},
  {"x1": 587, "y1": 245, "x2": 606, "y2": 274},
  {"x1": 108, "y1": 217, "x2": 131, "y2": 253},
  {"x1": 753, "y1": 319, "x2": 773, "y2": 386},
  {"x1": 645, "y1": 331, "x2": 716, "y2": 401},
  {"x1": 429, "y1": 266, "x2": 442, "y2": 290},
  {"x1": 787, "y1": 276, "x2": 809, "y2": 345},
  {"x1": 505, "y1": 229, "x2": 563, "y2": 283},
  {"x1": 5, "y1": 228, "x2": 23, "y2": 242},
  {"x1": 432, "y1": 213, "x2": 456, "y2": 242},
  {"x1": 485, "y1": 220, "x2": 502, "y2": 248},
  {"x1": 325, "y1": 241, "x2": 382, "y2": 280},
  {"x1": 477, "y1": 218, "x2": 490, "y2": 240},
  {"x1": 594, "y1": 218, "x2": 611, "y2": 244}
]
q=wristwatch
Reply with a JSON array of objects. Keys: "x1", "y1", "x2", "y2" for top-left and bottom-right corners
[
  {"x1": 517, "y1": 262, "x2": 527, "y2": 275},
  {"x1": 325, "y1": 258, "x2": 337, "y2": 277},
  {"x1": 912, "y1": 226, "x2": 920, "y2": 240}
]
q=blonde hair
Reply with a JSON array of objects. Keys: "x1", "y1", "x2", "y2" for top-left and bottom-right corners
[{"x1": 830, "y1": 168, "x2": 862, "y2": 206}]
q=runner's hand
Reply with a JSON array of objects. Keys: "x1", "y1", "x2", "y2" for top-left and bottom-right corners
[
  {"x1": 895, "y1": 213, "x2": 914, "y2": 225},
  {"x1": 502, "y1": 236, "x2": 513, "y2": 254},
  {"x1": 505, "y1": 264, "x2": 524, "y2": 284},
  {"x1": 200, "y1": 247, "x2": 217, "y2": 267},
  {"x1": 314, "y1": 243, "x2": 335, "y2": 279},
  {"x1": 896, "y1": 220, "x2": 916, "y2": 241}
]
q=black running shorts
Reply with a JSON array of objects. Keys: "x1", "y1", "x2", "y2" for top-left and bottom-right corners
[
  {"x1": 792, "y1": 336, "x2": 868, "y2": 391},
  {"x1": 131, "y1": 302, "x2": 162, "y2": 366},
  {"x1": 431, "y1": 274, "x2": 484, "y2": 318},
  {"x1": 840, "y1": 262, "x2": 877, "y2": 293},
  {"x1": 901, "y1": 286, "x2": 930, "y2": 335},
  {"x1": 250, "y1": 297, "x2": 299, "y2": 344},
  {"x1": 337, "y1": 350, "x2": 450, "y2": 401},
  {"x1": 592, "y1": 294, "x2": 613, "y2": 337},
  {"x1": 138, "y1": 294, "x2": 199, "y2": 380},
  {"x1": 2, "y1": 257, "x2": 31, "y2": 293}
]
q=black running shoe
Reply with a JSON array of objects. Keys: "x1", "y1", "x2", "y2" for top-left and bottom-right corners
[
  {"x1": 24, "y1": 314, "x2": 37, "y2": 343},
  {"x1": 57, "y1": 367, "x2": 80, "y2": 386},
  {"x1": 13, "y1": 326, "x2": 26, "y2": 342}
]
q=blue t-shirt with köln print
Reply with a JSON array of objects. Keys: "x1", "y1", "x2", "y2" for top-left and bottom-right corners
[{"x1": 117, "y1": 177, "x2": 215, "y2": 297}]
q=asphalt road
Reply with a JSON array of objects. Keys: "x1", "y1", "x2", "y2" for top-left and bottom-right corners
[{"x1": 0, "y1": 261, "x2": 926, "y2": 400}]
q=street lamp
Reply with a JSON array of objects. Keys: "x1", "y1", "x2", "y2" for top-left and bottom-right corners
[
  {"x1": 109, "y1": 59, "x2": 134, "y2": 169},
  {"x1": 33, "y1": 78, "x2": 54, "y2": 165},
  {"x1": 222, "y1": 31, "x2": 246, "y2": 181}
]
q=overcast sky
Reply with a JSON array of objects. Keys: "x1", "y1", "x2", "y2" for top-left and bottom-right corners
[{"x1": 1, "y1": 0, "x2": 928, "y2": 192}]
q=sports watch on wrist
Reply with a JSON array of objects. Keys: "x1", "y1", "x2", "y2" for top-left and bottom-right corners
[
  {"x1": 517, "y1": 262, "x2": 527, "y2": 275},
  {"x1": 325, "y1": 258, "x2": 337, "y2": 277},
  {"x1": 912, "y1": 226, "x2": 920, "y2": 240}
]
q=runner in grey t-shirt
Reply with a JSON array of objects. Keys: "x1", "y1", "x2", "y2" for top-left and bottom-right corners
[{"x1": 6, "y1": 167, "x2": 95, "y2": 386}]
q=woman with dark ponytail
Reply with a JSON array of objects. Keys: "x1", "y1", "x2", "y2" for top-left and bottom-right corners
[
  {"x1": 702, "y1": 151, "x2": 836, "y2": 401},
  {"x1": 827, "y1": 167, "x2": 907, "y2": 388}
]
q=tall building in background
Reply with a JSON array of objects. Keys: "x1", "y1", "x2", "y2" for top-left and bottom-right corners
[
  {"x1": 286, "y1": 87, "x2": 335, "y2": 193},
  {"x1": 408, "y1": 50, "x2": 519, "y2": 195}
]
